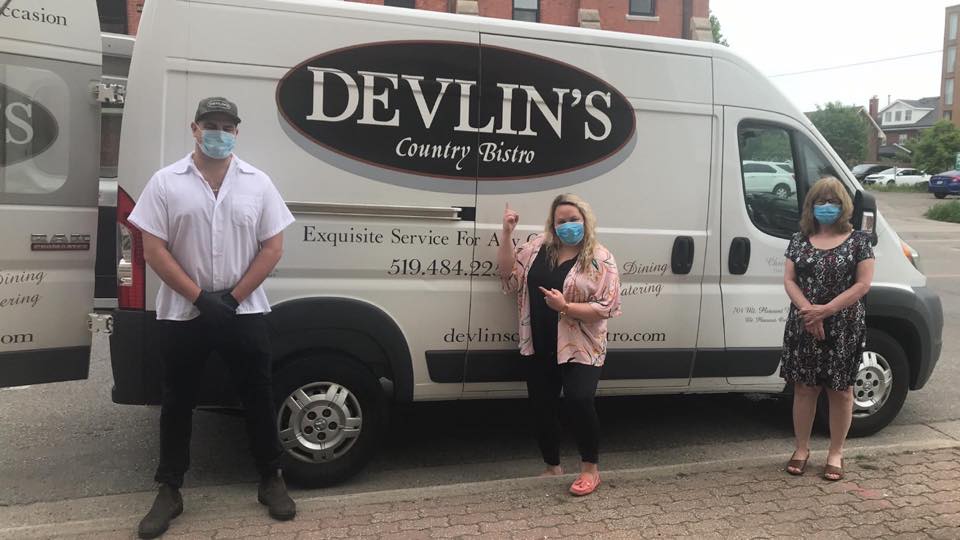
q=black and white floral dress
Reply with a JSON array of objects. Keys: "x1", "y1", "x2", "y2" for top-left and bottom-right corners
[{"x1": 780, "y1": 231, "x2": 875, "y2": 390}]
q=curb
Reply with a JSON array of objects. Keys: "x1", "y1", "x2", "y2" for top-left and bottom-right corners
[{"x1": 3, "y1": 437, "x2": 959, "y2": 539}]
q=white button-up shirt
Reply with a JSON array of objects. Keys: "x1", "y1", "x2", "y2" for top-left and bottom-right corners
[{"x1": 129, "y1": 153, "x2": 295, "y2": 321}]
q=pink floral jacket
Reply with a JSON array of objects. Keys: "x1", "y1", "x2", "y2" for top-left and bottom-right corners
[{"x1": 501, "y1": 234, "x2": 622, "y2": 367}]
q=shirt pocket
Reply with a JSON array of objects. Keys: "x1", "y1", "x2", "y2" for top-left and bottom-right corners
[{"x1": 230, "y1": 194, "x2": 261, "y2": 227}]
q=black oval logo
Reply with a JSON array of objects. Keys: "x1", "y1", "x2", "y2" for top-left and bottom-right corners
[
  {"x1": 1, "y1": 83, "x2": 59, "y2": 166},
  {"x1": 276, "y1": 41, "x2": 635, "y2": 181}
]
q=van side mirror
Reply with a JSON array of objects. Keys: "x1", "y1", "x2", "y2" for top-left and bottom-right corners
[{"x1": 852, "y1": 190, "x2": 878, "y2": 246}]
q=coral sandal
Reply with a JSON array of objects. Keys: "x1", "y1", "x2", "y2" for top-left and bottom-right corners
[{"x1": 569, "y1": 472, "x2": 601, "y2": 496}]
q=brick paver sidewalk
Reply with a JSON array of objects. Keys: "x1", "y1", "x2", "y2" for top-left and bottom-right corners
[{"x1": 34, "y1": 447, "x2": 960, "y2": 539}]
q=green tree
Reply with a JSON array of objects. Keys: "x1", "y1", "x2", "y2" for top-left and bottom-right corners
[
  {"x1": 806, "y1": 102, "x2": 868, "y2": 165},
  {"x1": 709, "y1": 11, "x2": 728, "y2": 46},
  {"x1": 905, "y1": 120, "x2": 960, "y2": 174}
]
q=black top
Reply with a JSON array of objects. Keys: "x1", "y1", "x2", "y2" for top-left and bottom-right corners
[{"x1": 527, "y1": 247, "x2": 577, "y2": 359}]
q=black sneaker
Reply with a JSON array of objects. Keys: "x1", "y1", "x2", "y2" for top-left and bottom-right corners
[
  {"x1": 258, "y1": 470, "x2": 296, "y2": 521},
  {"x1": 137, "y1": 483, "x2": 183, "y2": 539}
]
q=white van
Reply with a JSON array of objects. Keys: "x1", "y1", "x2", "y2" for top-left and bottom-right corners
[
  {"x1": 2, "y1": 0, "x2": 942, "y2": 487},
  {"x1": 0, "y1": 1, "x2": 103, "y2": 386}
]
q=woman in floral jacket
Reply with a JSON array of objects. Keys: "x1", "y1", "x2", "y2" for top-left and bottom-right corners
[{"x1": 498, "y1": 194, "x2": 622, "y2": 497}]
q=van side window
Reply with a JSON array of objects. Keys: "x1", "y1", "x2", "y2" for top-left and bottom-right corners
[
  {"x1": 737, "y1": 125, "x2": 799, "y2": 239},
  {"x1": 796, "y1": 136, "x2": 840, "y2": 189}
]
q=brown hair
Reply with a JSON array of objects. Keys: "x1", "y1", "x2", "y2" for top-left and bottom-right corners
[
  {"x1": 542, "y1": 193, "x2": 599, "y2": 274},
  {"x1": 800, "y1": 176, "x2": 854, "y2": 236}
]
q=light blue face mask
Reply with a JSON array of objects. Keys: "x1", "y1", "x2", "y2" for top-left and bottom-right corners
[
  {"x1": 555, "y1": 221, "x2": 585, "y2": 245},
  {"x1": 813, "y1": 203, "x2": 842, "y2": 225},
  {"x1": 199, "y1": 129, "x2": 236, "y2": 159}
]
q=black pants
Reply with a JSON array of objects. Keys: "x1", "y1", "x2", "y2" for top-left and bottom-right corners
[
  {"x1": 154, "y1": 314, "x2": 282, "y2": 488},
  {"x1": 525, "y1": 353, "x2": 602, "y2": 466}
]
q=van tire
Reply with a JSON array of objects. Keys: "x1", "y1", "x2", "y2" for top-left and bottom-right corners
[
  {"x1": 935, "y1": 193, "x2": 947, "y2": 199},
  {"x1": 272, "y1": 352, "x2": 386, "y2": 487},
  {"x1": 816, "y1": 329, "x2": 909, "y2": 437}
]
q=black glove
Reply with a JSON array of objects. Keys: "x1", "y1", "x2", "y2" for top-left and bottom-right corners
[
  {"x1": 194, "y1": 289, "x2": 237, "y2": 326},
  {"x1": 220, "y1": 290, "x2": 240, "y2": 311}
]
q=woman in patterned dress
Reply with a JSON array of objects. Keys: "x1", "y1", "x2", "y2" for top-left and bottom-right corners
[
  {"x1": 498, "y1": 194, "x2": 622, "y2": 496},
  {"x1": 781, "y1": 177, "x2": 876, "y2": 481}
]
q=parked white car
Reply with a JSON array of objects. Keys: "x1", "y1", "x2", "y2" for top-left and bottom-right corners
[
  {"x1": 865, "y1": 168, "x2": 930, "y2": 186},
  {"x1": 742, "y1": 160, "x2": 796, "y2": 197}
]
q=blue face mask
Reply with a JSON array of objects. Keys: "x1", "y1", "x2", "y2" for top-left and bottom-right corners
[
  {"x1": 199, "y1": 129, "x2": 236, "y2": 159},
  {"x1": 555, "y1": 221, "x2": 585, "y2": 246},
  {"x1": 813, "y1": 203, "x2": 842, "y2": 225}
]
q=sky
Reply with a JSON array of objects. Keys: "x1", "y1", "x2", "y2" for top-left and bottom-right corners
[{"x1": 710, "y1": 0, "x2": 957, "y2": 113}]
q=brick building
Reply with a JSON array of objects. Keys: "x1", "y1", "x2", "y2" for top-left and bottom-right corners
[
  {"x1": 873, "y1": 96, "x2": 941, "y2": 159},
  {"x1": 99, "y1": 0, "x2": 712, "y2": 40},
  {"x1": 942, "y1": 5, "x2": 960, "y2": 125}
]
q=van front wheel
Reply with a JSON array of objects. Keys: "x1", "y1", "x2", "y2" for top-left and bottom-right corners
[
  {"x1": 817, "y1": 329, "x2": 909, "y2": 437},
  {"x1": 272, "y1": 353, "x2": 386, "y2": 487}
]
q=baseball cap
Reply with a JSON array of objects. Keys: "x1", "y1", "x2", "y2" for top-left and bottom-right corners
[{"x1": 195, "y1": 97, "x2": 241, "y2": 124}]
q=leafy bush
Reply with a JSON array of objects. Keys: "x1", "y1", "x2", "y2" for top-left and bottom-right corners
[
  {"x1": 865, "y1": 183, "x2": 929, "y2": 193},
  {"x1": 925, "y1": 201, "x2": 960, "y2": 223}
]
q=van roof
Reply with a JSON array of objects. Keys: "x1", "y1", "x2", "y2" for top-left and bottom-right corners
[{"x1": 200, "y1": 0, "x2": 721, "y2": 57}]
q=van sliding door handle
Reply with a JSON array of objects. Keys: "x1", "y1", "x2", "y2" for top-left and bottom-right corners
[
  {"x1": 671, "y1": 236, "x2": 694, "y2": 275},
  {"x1": 728, "y1": 237, "x2": 751, "y2": 275}
]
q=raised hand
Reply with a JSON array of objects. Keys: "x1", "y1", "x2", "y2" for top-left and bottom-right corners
[{"x1": 503, "y1": 202, "x2": 519, "y2": 234}]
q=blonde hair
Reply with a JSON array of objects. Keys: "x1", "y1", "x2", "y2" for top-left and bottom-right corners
[
  {"x1": 542, "y1": 193, "x2": 599, "y2": 274},
  {"x1": 800, "y1": 176, "x2": 854, "y2": 236}
]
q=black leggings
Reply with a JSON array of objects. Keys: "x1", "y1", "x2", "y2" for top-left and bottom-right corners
[{"x1": 525, "y1": 353, "x2": 602, "y2": 466}]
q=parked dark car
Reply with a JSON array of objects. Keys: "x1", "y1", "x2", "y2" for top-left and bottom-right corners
[
  {"x1": 852, "y1": 163, "x2": 892, "y2": 182},
  {"x1": 929, "y1": 171, "x2": 960, "y2": 199}
]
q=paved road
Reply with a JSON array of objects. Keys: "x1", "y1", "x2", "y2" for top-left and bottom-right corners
[{"x1": 0, "y1": 190, "x2": 957, "y2": 507}]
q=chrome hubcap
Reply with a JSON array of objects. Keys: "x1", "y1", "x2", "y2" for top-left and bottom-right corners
[
  {"x1": 277, "y1": 382, "x2": 362, "y2": 463},
  {"x1": 852, "y1": 351, "x2": 893, "y2": 418}
]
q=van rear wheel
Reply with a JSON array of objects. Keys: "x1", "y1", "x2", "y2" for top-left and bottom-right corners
[
  {"x1": 935, "y1": 193, "x2": 947, "y2": 199},
  {"x1": 272, "y1": 353, "x2": 386, "y2": 487},
  {"x1": 816, "y1": 329, "x2": 909, "y2": 437}
]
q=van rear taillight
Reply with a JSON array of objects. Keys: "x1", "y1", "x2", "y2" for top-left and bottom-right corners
[{"x1": 117, "y1": 187, "x2": 145, "y2": 310}]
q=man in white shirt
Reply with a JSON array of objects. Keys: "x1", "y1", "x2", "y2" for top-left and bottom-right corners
[{"x1": 129, "y1": 97, "x2": 296, "y2": 539}]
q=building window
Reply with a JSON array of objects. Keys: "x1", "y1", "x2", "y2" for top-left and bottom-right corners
[
  {"x1": 629, "y1": 0, "x2": 656, "y2": 16},
  {"x1": 895, "y1": 111, "x2": 902, "y2": 121},
  {"x1": 905, "y1": 110, "x2": 912, "y2": 122},
  {"x1": 951, "y1": 13, "x2": 959, "y2": 41},
  {"x1": 948, "y1": 79, "x2": 955, "y2": 106},
  {"x1": 384, "y1": 0, "x2": 416, "y2": 6},
  {"x1": 950, "y1": 47, "x2": 958, "y2": 74},
  {"x1": 513, "y1": 0, "x2": 539, "y2": 22},
  {"x1": 899, "y1": 134, "x2": 908, "y2": 144},
  {"x1": 947, "y1": 111, "x2": 954, "y2": 121},
  {"x1": 97, "y1": 0, "x2": 127, "y2": 33}
]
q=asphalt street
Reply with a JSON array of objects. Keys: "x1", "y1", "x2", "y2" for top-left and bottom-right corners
[{"x1": 0, "y1": 190, "x2": 958, "y2": 508}]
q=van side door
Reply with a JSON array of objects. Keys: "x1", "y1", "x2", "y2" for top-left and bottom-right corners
[
  {"x1": 463, "y1": 35, "x2": 714, "y2": 396},
  {"x1": 0, "y1": 1, "x2": 102, "y2": 387},
  {"x1": 717, "y1": 108, "x2": 850, "y2": 390}
]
